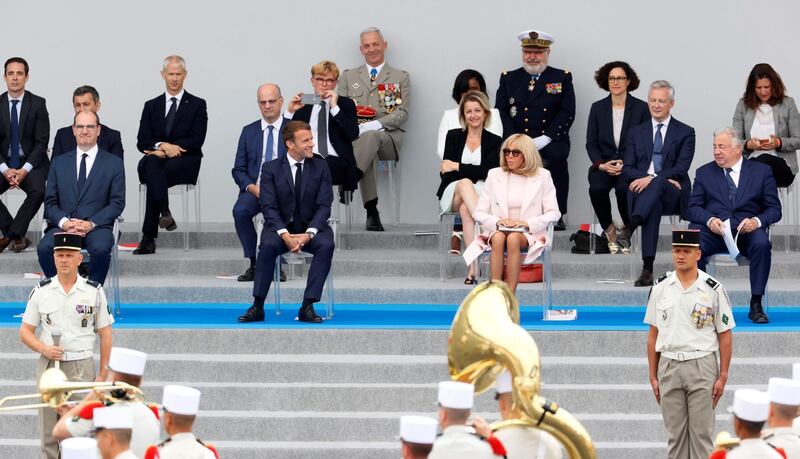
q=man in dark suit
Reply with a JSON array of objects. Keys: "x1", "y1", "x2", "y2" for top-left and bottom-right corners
[
  {"x1": 134, "y1": 55, "x2": 208, "y2": 254},
  {"x1": 238, "y1": 121, "x2": 334, "y2": 324},
  {"x1": 52, "y1": 85, "x2": 123, "y2": 158},
  {"x1": 37, "y1": 111, "x2": 125, "y2": 284},
  {"x1": 688, "y1": 128, "x2": 781, "y2": 323},
  {"x1": 287, "y1": 60, "x2": 360, "y2": 192},
  {"x1": 231, "y1": 83, "x2": 289, "y2": 282},
  {"x1": 0, "y1": 57, "x2": 50, "y2": 253},
  {"x1": 623, "y1": 80, "x2": 695, "y2": 286},
  {"x1": 496, "y1": 30, "x2": 575, "y2": 230}
]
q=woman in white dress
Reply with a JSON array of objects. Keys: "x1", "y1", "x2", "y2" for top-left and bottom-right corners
[{"x1": 436, "y1": 91, "x2": 502, "y2": 283}]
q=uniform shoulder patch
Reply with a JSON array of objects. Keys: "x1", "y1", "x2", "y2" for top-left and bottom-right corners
[
  {"x1": 201, "y1": 440, "x2": 219, "y2": 459},
  {"x1": 86, "y1": 279, "x2": 101, "y2": 288},
  {"x1": 705, "y1": 277, "x2": 719, "y2": 290},
  {"x1": 564, "y1": 69, "x2": 571, "y2": 74},
  {"x1": 143, "y1": 445, "x2": 160, "y2": 459},
  {"x1": 655, "y1": 273, "x2": 668, "y2": 285},
  {"x1": 38, "y1": 278, "x2": 52, "y2": 287},
  {"x1": 502, "y1": 70, "x2": 508, "y2": 75},
  {"x1": 147, "y1": 402, "x2": 160, "y2": 421}
]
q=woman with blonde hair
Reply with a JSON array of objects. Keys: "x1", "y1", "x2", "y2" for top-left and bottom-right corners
[{"x1": 464, "y1": 134, "x2": 561, "y2": 292}]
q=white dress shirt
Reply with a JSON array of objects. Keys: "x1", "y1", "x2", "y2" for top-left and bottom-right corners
[
  {"x1": 277, "y1": 155, "x2": 317, "y2": 236},
  {"x1": 648, "y1": 116, "x2": 672, "y2": 175},
  {"x1": 1, "y1": 92, "x2": 33, "y2": 173},
  {"x1": 58, "y1": 145, "x2": 99, "y2": 230},
  {"x1": 164, "y1": 89, "x2": 184, "y2": 115}
]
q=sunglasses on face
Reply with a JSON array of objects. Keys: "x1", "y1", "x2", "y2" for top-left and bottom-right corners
[{"x1": 502, "y1": 148, "x2": 522, "y2": 157}]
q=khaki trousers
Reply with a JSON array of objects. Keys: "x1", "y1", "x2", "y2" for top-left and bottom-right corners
[
  {"x1": 658, "y1": 353, "x2": 718, "y2": 459},
  {"x1": 353, "y1": 130, "x2": 399, "y2": 205},
  {"x1": 36, "y1": 355, "x2": 95, "y2": 459}
]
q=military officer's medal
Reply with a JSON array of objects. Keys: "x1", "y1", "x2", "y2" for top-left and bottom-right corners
[
  {"x1": 378, "y1": 83, "x2": 402, "y2": 113},
  {"x1": 691, "y1": 303, "x2": 714, "y2": 329},
  {"x1": 528, "y1": 78, "x2": 536, "y2": 92}
]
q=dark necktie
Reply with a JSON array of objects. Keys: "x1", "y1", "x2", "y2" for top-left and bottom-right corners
[
  {"x1": 265, "y1": 125, "x2": 275, "y2": 162},
  {"x1": 9, "y1": 100, "x2": 20, "y2": 168},
  {"x1": 77, "y1": 153, "x2": 88, "y2": 193},
  {"x1": 317, "y1": 102, "x2": 329, "y2": 158},
  {"x1": 293, "y1": 162, "x2": 303, "y2": 225},
  {"x1": 370, "y1": 68, "x2": 377, "y2": 82},
  {"x1": 725, "y1": 168, "x2": 737, "y2": 206},
  {"x1": 165, "y1": 96, "x2": 178, "y2": 136},
  {"x1": 652, "y1": 123, "x2": 664, "y2": 172}
]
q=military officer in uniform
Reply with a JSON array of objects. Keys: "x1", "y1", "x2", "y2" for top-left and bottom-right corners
[
  {"x1": 429, "y1": 381, "x2": 506, "y2": 459},
  {"x1": 763, "y1": 377, "x2": 800, "y2": 457},
  {"x1": 492, "y1": 370, "x2": 563, "y2": 458},
  {"x1": 710, "y1": 389, "x2": 786, "y2": 458},
  {"x1": 60, "y1": 437, "x2": 98, "y2": 459},
  {"x1": 399, "y1": 415, "x2": 437, "y2": 459},
  {"x1": 645, "y1": 229, "x2": 735, "y2": 459},
  {"x1": 19, "y1": 232, "x2": 114, "y2": 459},
  {"x1": 144, "y1": 385, "x2": 219, "y2": 459},
  {"x1": 93, "y1": 405, "x2": 139, "y2": 459},
  {"x1": 337, "y1": 26, "x2": 410, "y2": 231},
  {"x1": 496, "y1": 30, "x2": 575, "y2": 230},
  {"x1": 54, "y1": 347, "x2": 160, "y2": 458}
]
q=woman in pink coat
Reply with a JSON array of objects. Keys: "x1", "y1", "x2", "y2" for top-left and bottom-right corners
[{"x1": 464, "y1": 134, "x2": 561, "y2": 292}]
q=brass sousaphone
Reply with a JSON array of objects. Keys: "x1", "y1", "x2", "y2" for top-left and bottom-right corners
[{"x1": 448, "y1": 281, "x2": 596, "y2": 459}]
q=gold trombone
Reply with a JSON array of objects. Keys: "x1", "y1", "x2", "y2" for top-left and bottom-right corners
[
  {"x1": 0, "y1": 368, "x2": 143, "y2": 412},
  {"x1": 448, "y1": 280, "x2": 596, "y2": 459}
]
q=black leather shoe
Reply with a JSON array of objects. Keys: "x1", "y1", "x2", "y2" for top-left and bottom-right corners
[
  {"x1": 554, "y1": 217, "x2": 566, "y2": 231},
  {"x1": 0, "y1": 237, "x2": 12, "y2": 254},
  {"x1": 133, "y1": 238, "x2": 156, "y2": 255},
  {"x1": 159, "y1": 211, "x2": 177, "y2": 231},
  {"x1": 298, "y1": 303, "x2": 323, "y2": 323},
  {"x1": 237, "y1": 266, "x2": 254, "y2": 282},
  {"x1": 10, "y1": 237, "x2": 31, "y2": 253},
  {"x1": 366, "y1": 213, "x2": 384, "y2": 232},
  {"x1": 749, "y1": 301, "x2": 769, "y2": 324},
  {"x1": 634, "y1": 269, "x2": 654, "y2": 287},
  {"x1": 238, "y1": 306, "x2": 265, "y2": 323}
]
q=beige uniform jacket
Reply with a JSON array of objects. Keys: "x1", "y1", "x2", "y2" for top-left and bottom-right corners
[
  {"x1": 151, "y1": 432, "x2": 217, "y2": 458},
  {"x1": 764, "y1": 427, "x2": 800, "y2": 458},
  {"x1": 428, "y1": 425, "x2": 502, "y2": 459},
  {"x1": 494, "y1": 426, "x2": 564, "y2": 458}
]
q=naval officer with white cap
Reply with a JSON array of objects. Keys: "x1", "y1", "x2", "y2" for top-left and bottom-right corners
[
  {"x1": 399, "y1": 415, "x2": 437, "y2": 459},
  {"x1": 93, "y1": 405, "x2": 137, "y2": 459},
  {"x1": 763, "y1": 377, "x2": 800, "y2": 458},
  {"x1": 714, "y1": 389, "x2": 786, "y2": 458},
  {"x1": 492, "y1": 370, "x2": 562, "y2": 458},
  {"x1": 144, "y1": 385, "x2": 218, "y2": 459},
  {"x1": 55, "y1": 347, "x2": 160, "y2": 457},
  {"x1": 428, "y1": 381, "x2": 506, "y2": 459},
  {"x1": 60, "y1": 437, "x2": 98, "y2": 459}
]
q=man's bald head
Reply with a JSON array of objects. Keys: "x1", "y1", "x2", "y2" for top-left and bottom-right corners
[{"x1": 257, "y1": 83, "x2": 283, "y2": 123}]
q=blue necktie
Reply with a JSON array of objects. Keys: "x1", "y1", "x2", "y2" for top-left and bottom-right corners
[
  {"x1": 77, "y1": 153, "x2": 88, "y2": 193},
  {"x1": 265, "y1": 125, "x2": 275, "y2": 162},
  {"x1": 725, "y1": 168, "x2": 737, "y2": 206},
  {"x1": 652, "y1": 123, "x2": 664, "y2": 172},
  {"x1": 370, "y1": 68, "x2": 377, "y2": 82},
  {"x1": 9, "y1": 100, "x2": 20, "y2": 168},
  {"x1": 165, "y1": 97, "x2": 177, "y2": 136}
]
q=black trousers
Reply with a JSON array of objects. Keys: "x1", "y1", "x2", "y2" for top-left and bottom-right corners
[
  {"x1": 588, "y1": 168, "x2": 630, "y2": 230},
  {"x1": 540, "y1": 143, "x2": 569, "y2": 213},
  {"x1": 750, "y1": 154, "x2": 795, "y2": 187},
  {"x1": 0, "y1": 167, "x2": 46, "y2": 238},
  {"x1": 137, "y1": 154, "x2": 201, "y2": 238}
]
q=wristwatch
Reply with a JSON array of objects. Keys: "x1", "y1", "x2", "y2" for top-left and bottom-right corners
[{"x1": 306, "y1": 231, "x2": 315, "y2": 240}]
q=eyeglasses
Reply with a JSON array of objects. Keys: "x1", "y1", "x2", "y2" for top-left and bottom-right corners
[
  {"x1": 608, "y1": 76, "x2": 628, "y2": 83},
  {"x1": 502, "y1": 148, "x2": 522, "y2": 157},
  {"x1": 258, "y1": 99, "x2": 280, "y2": 106},
  {"x1": 74, "y1": 124, "x2": 98, "y2": 131},
  {"x1": 313, "y1": 77, "x2": 337, "y2": 85}
]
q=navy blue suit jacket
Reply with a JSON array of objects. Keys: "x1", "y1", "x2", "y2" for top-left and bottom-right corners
[
  {"x1": 0, "y1": 91, "x2": 50, "y2": 171},
  {"x1": 44, "y1": 149, "x2": 125, "y2": 230},
  {"x1": 623, "y1": 117, "x2": 696, "y2": 211},
  {"x1": 52, "y1": 124, "x2": 123, "y2": 158},
  {"x1": 688, "y1": 158, "x2": 781, "y2": 230},
  {"x1": 231, "y1": 118, "x2": 288, "y2": 192},
  {"x1": 585, "y1": 94, "x2": 649, "y2": 167},
  {"x1": 260, "y1": 155, "x2": 332, "y2": 233},
  {"x1": 136, "y1": 91, "x2": 208, "y2": 156}
]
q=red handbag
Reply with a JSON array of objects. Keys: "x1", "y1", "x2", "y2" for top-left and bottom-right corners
[{"x1": 504, "y1": 263, "x2": 543, "y2": 283}]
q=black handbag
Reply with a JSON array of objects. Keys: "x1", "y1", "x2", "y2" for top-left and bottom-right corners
[{"x1": 569, "y1": 230, "x2": 610, "y2": 254}]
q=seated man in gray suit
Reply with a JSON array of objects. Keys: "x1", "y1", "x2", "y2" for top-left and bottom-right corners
[
  {"x1": 37, "y1": 111, "x2": 125, "y2": 284},
  {"x1": 338, "y1": 27, "x2": 410, "y2": 231}
]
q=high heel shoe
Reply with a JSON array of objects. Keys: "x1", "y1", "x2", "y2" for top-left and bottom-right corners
[
  {"x1": 464, "y1": 276, "x2": 478, "y2": 285},
  {"x1": 617, "y1": 226, "x2": 632, "y2": 255},
  {"x1": 605, "y1": 225, "x2": 620, "y2": 254},
  {"x1": 450, "y1": 231, "x2": 463, "y2": 255}
]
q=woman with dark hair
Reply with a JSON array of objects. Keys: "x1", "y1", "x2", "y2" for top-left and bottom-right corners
[
  {"x1": 732, "y1": 63, "x2": 800, "y2": 187},
  {"x1": 585, "y1": 61, "x2": 649, "y2": 253},
  {"x1": 437, "y1": 91, "x2": 502, "y2": 283}
]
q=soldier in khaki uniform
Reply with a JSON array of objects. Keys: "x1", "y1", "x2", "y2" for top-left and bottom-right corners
[
  {"x1": 713, "y1": 389, "x2": 785, "y2": 458},
  {"x1": 399, "y1": 415, "x2": 437, "y2": 459},
  {"x1": 144, "y1": 385, "x2": 219, "y2": 459},
  {"x1": 763, "y1": 377, "x2": 800, "y2": 458},
  {"x1": 645, "y1": 229, "x2": 734, "y2": 459},
  {"x1": 337, "y1": 26, "x2": 410, "y2": 231},
  {"x1": 492, "y1": 370, "x2": 563, "y2": 458},
  {"x1": 54, "y1": 347, "x2": 160, "y2": 458},
  {"x1": 19, "y1": 232, "x2": 114, "y2": 459},
  {"x1": 429, "y1": 381, "x2": 506, "y2": 459}
]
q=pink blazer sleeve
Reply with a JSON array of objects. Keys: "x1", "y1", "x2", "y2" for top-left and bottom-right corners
[{"x1": 525, "y1": 170, "x2": 561, "y2": 233}]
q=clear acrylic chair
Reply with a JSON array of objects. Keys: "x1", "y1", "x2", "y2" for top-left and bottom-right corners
[
  {"x1": 439, "y1": 211, "x2": 458, "y2": 282},
  {"x1": 138, "y1": 181, "x2": 201, "y2": 251},
  {"x1": 778, "y1": 183, "x2": 799, "y2": 253},
  {"x1": 1, "y1": 188, "x2": 42, "y2": 244},
  {"x1": 705, "y1": 226, "x2": 772, "y2": 313},
  {"x1": 377, "y1": 159, "x2": 399, "y2": 225}
]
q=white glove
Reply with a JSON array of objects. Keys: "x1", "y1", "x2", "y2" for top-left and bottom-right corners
[
  {"x1": 358, "y1": 120, "x2": 383, "y2": 135},
  {"x1": 533, "y1": 135, "x2": 552, "y2": 150}
]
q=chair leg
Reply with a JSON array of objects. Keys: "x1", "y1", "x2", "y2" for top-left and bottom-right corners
[
  {"x1": 439, "y1": 213, "x2": 455, "y2": 282},
  {"x1": 195, "y1": 183, "x2": 202, "y2": 235},
  {"x1": 387, "y1": 162, "x2": 396, "y2": 225},
  {"x1": 182, "y1": 186, "x2": 189, "y2": 251},
  {"x1": 326, "y1": 266, "x2": 334, "y2": 319},
  {"x1": 139, "y1": 185, "x2": 146, "y2": 233},
  {"x1": 274, "y1": 255, "x2": 281, "y2": 316}
]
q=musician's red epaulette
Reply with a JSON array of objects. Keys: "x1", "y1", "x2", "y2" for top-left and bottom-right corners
[
  {"x1": 78, "y1": 401, "x2": 105, "y2": 420},
  {"x1": 776, "y1": 446, "x2": 787, "y2": 459},
  {"x1": 486, "y1": 435, "x2": 507, "y2": 456},
  {"x1": 147, "y1": 402, "x2": 160, "y2": 421},
  {"x1": 708, "y1": 450, "x2": 726, "y2": 459},
  {"x1": 143, "y1": 445, "x2": 159, "y2": 459},
  {"x1": 199, "y1": 439, "x2": 219, "y2": 459}
]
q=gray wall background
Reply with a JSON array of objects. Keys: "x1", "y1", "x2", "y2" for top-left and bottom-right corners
[{"x1": 7, "y1": 0, "x2": 799, "y2": 226}]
